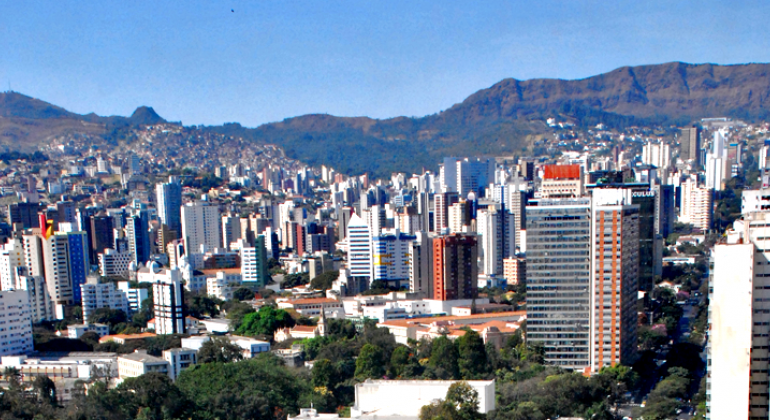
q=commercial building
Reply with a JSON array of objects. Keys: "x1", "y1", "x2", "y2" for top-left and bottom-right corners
[
  {"x1": 141, "y1": 267, "x2": 185, "y2": 335},
  {"x1": 117, "y1": 350, "x2": 169, "y2": 379},
  {"x1": 98, "y1": 248, "x2": 133, "y2": 278},
  {"x1": 371, "y1": 231, "x2": 415, "y2": 289},
  {"x1": 680, "y1": 126, "x2": 701, "y2": 166},
  {"x1": 80, "y1": 279, "x2": 129, "y2": 321},
  {"x1": 502, "y1": 257, "x2": 525, "y2": 285},
  {"x1": 432, "y1": 233, "x2": 478, "y2": 301},
  {"x1": 526, "y1": 198, "x2": 592, "y2": 370},
  {"x1": 347, "y1": 214, "x2": 373, "y2": 281},
  {"x1": 239, "y1": 236, "x2": 269, "y2": 287},
  {"x1": 476, "y1": 205, "x2": 515, "y2": 277},
  {"x1": 409, "y1": 232, "x2": 434, "y2": 297}
]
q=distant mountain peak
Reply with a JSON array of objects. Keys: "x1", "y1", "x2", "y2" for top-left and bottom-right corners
[{"x1": 129, "y1": 106, "x2": 166, "y2": 125}]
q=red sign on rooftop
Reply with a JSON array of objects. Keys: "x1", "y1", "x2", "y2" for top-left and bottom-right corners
[{"x1": 543, "y1": 164, "x2": 580, "y2": 179}]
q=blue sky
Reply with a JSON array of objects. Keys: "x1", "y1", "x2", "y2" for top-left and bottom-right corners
[{"x1": 1, "y1": 1, "x2": 768, "y2": 126}]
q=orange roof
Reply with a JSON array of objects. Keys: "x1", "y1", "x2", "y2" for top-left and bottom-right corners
[
  {"x1": 379, "y1": 310, "x2": 525, "y2": 329},
  {"x1": 543, "y1": 164, "x2": 580, "y2": 180},
  {"x1": 288, "y1": 298, "x2": 339, "y2": 305}
]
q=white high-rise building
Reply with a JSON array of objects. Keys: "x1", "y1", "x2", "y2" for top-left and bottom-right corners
[
  {"x1": 117, "y1": 281, "x2": 149, "y2": 315},
  {"x1": 679, "y1": 177, "x2": 713, "y2": 231},
  {"x1": 12, "y1": 270, "x2": 53, "y2": 322},
  {"x1": 707, "y1": 211, "x2": 770, "y2": 419},
  {"x1": 705, "y1": 153, "x2": 728, "y2": 190},
  {"x1": 371, "y1": 231, "x2": 415, "y2": 288},
  {"x1": 0, "y1": 239, "x2": 24, "y2": 291},
  {"x1": 0, "y1": 290, "x2": 34, "y2": 356},
  {"x1": 476, "y1": 206, "x2": 516, "y2": 277},
  {"x1": 143, "y1": 267, "x2": 185, "y2": 335},
  {"x1": 98, "y1": 248, "x2": 133, "y2": 278},
  {"x1": 347, "y1": 214, "x2": 373, "y2": 281},
  {"x1": 181, "y1": 202, "x2": 221, "y2": 256},
  {"x1": 80, "y1": 279, "x2": 130, "y2": 321},
  {"x1": 641, "y1": 141, "x2": 671, "y2": 169}
]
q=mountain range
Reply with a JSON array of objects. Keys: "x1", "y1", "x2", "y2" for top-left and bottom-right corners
[{"x1": 2, "y1": 61, "x2": 770, "y2": 177}]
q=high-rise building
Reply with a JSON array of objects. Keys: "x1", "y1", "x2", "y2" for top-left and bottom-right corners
[
  {"x1": 589, "y1": 189, "x2": 640, "y2": 372},
  {"x1": 679, "y1": 126, "x2": 701, "y2": 166},
  {"x1": 98, "y1": 248, "x2": 133, "y2": 278},
  {"x1": 0, "y1": 290, "x2": 33, "y2": 356},
  {"x1": 347, "y1": 214, "x2": 373, "y2": 281},
  {"x1": 240, "y1": 237, "x2": 269, "y2": 288},
  {"x1": 90, "y1": 215, "x2": 114, "y2": 261},
  {"x1": 156, "y1": 177, "x2": 183, "y2": 237},
  {"x1": 641, "y1": 141, "x2": 671, "y2": 169},
  {"x1": 147, "y1": 267, "x2": 185, "y2": 335},
  {"x1": 707, "y1": 211, "x2": 770, "y2": 419},
  {"x1": 221, "y1": 214, "x2": 241, "y2": 250},
  {"x1": 432, "y1": 233, "x2": 478, "y2": 301},
  {"x1": 7, "y1": 202, "x2": 42, "y2": 230},
  {"x1": 456, "y1": 158, "x2": 495, "y2": 198},
  {"x1": 680, "y1": 179, "x2": 713, "y2": 231},
  {"x1": 80, "y1": 278, "x2": 130, "y2": 321},
  {"x1": 433, "y1": 192, "x2": 459, "y2": 234},
  {"x1": 372, "y1": 231, "x2": 415, "y2": 289},
  {"x1": 117, "y1": 281, "x2": 149, "y2": 315},
  {"x1": 409, "y1": 232, "x2": 434, "y2": 298},
  {"x1": 126, "y1": 212, "x2": 151, "y2": 265},
  {"x1": 476, "y1": 205, "x2": 516, "y2": 277},
  {"x1": 502, "y1": 257, "x2": 525, "y2": 286},
  {"x1": 0, "y1": 239, "x2": 24, "y2": 291},
  {"x1": 526, "y1": 198, "x2": 592, "y2": 370},
  {"x1": 181, "y1": 202, "x2": 221, "y2": 255},
  {"x1": 13, "y1": 271, "x2": 54, "y2": 322}
]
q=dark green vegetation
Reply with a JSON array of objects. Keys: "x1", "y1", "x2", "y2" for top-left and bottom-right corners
[{"x1": 6, "y1": 62, "x2": 770, "y2": 176}]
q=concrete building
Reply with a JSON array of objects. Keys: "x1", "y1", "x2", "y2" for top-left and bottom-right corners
[
  {"x1": 347, "y1": 214, "x2": 373, "y2": 281},
  {"x1": 117, "y1": 281, "x2": 148, "y2": 315},
  {"x1": 98, "y1": 248, "x2": 133, "y2": 278},
  {"x1": 181, "y1": 201, "x2": 221, "y2": 257},
  {"x1": 589, "y1": 189, "x2": 640, "y2": 372},
  {"x1": 204, "y1": 268, "x2": 242, "y2": 300},
  {"x1": 351, "y1": 380, "x2": 496, "y2": 418},
  {"x1": 502, "y1": 257, "x2": 525, "y2": 286},
  {"x1": 80, "y1": 279, "x2": 129, "y2": 321},
  {"x1": 433, "y1": 192, "x2": 459, "y2": 234},
  {"x1": 117, "y1": 350, "x2": 169, "y2": 379},
  {"x1": 707, "y1": 211, "x2": 770, "y2": 419},
  {"x1": 680, "y1": 126, "x2": 701, "y2": 166},
  {"x1": 278, "y1": 297, "x2": 343, "y2": 317},
  {"x1": 139, "y1": 266, "x2": 185, "y2": 334},
  {"x1": 432, "y1": 233, "x2": 478, "y2": 301},
  {"x1": 642, "y1": 141, "x2": 671, "y2": 170},
  {"x1": 163, "y1": 348, "x2": 197, "y2": 381},
  {"x1": 13, "y1": 273, "x2": 54, "y2": 322},
  {"x1": 409, "y1": 231, "x2": 434, "y2": 298},
  {"x1": 371, "y1": 231, "x2": 415, "y2": 289},
  {"x1": 540, "y1": 165, "x2": 584, "y2": 199},
  {"x1": 239, "y1": 236, "x2": 269, "y2": 287},
  {"x1": 0, "y1": 290, "x2": 33, "y2": 356},
  {"x1": 476, "y1": 205, "x2": 515, "y2": 277},
  {"x1": 0, "y1": 239, "x2": 24, "y2": 291},
  {"x1": 67, "y1": 323, "x2": 109, "y2": 339},
  {"x1": 526, "y1": 198, "x2": 592, "y2": 370},
  {"x1": 156, "y1": 176, "x2": 183, "y2": 237}
]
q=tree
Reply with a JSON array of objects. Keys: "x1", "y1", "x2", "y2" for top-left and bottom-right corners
[
  {"x1": 427, "y1": 335, "x2": 459, "y2": 379},
  {"x1": 186, "y1": 294, "x2": 221, "y2": 318},
  {"x1": 232, "y1": 287, "x2": 255, "y2": 301},
  {"x1": 197, "y1": 336, "x2": 244, "y2": 363},
  {"x1": 88, "y1": 308, "x2": 128, "y2": 333},
  {"x1": 355, "y1": 344, "x2": 386, "y2": 380},
  {"x1": 389, "y1": 346, "x2": 411, "y2": 378},
  {"x1": 310, "y1": 270, "x2": 339, "y2": 290},
  {"x1": 118, "y1": 372, "x2": 190, "y2": 420},
  {"x1": 312, "y1": 358, "x2": 339, "y2": 390},
  {"x1": 457, "y1": 329, "x2": 487, "y2": 379},
  {"x1": 235, "y1": 305, "x2": 296, "y2": 337},
  {"x1": 33, "y1": 376, "x2": 57, "y2": 405},
  {"x1": 420, "y1": 382, "x2": 484, "y2": 420}
]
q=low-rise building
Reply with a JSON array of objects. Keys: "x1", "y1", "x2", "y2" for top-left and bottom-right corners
[
  {"x1": 163, "y1": 348, "x2": 197, "y2": 381},
  {"x1": 351, "y1": 379, "x2": 496, "y2": 418},
  {"x1": 378, "y1": 311, "x2": 525, "y2": 346},
  {"x1": 99, "y1": 332, "x2": 157, "y2": 345},
  {"x1": 117, "y1": 350, "x2": 169, "y2": 379},
  {"x1": 278, "y1": 297, "x2": 342, "y2": 317},
  {"x1": 67, "y1": 323, "x2": 110, "y2": 339}
]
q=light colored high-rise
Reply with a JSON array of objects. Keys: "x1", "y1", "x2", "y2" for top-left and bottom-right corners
[
  {"x1": 0, "y1": 239, "x2": 24, "y2": 291},
  {"x1": 347, "y1": 214, "x2": 373, "y2": 281},
  {"x1": 707, "y1": 211, "x2": 770, "y2": 419},
  {"x1": 156, "y1": 176, "x2": 182, "y2": 235},
  {"x1": 147, "y1": 267, "x2": 185, "y2": 335},
  {"x1": 14, "y1": 272, "x2": 54, "y2": 322},
  {"x1": 641, "y1": 141, "x2": 671, "y2": 169},
  {"x1": 0, "y1": 290, "x2": 33, "y2": 356},
  {"x1": 181, "y1": 201, "x2": 221, "y2": 255},
  {"x1": 540, "y1": 165, "x2": 584, "y2": 199},
  {"x1": 476, "y1": 206, "x2": 515, "y2": 277},
  {"x1": 372, "y1": 231, "x2": 415, "y2": 289},
  {"x1": 80, "y1": 279, "x2": 130, "y2": 321}
]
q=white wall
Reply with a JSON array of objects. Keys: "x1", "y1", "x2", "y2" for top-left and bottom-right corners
[{"x1": 352, "y1": 380, "x2": 495, "y2": 417}]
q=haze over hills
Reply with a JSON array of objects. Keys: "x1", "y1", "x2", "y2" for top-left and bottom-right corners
[{"x1": 3, "y1": 61, "x2": 770, "y2": 177}]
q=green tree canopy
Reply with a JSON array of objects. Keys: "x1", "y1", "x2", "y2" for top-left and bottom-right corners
[
  {"x1": 235, "y1": 305, "x2": 296, "y2": 337},
  {"x1": 355, "y1": 343, "x2": 386, "y2": 380},
  {"x1": 197, "y1": 336, "x2": 244, "y2": 364}
]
